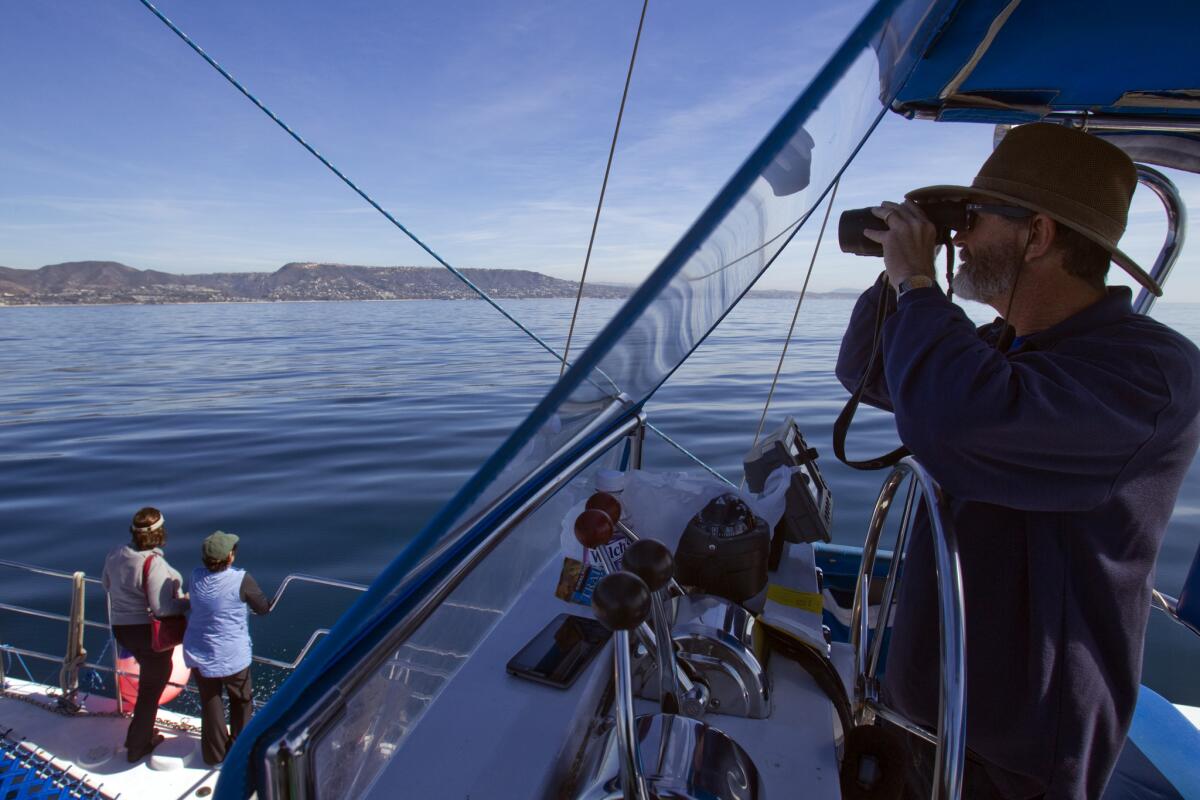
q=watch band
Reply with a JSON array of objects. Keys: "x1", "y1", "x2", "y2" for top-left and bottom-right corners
[{"x1": 897, "y1": 275, "x2": 934, "y2": 295}]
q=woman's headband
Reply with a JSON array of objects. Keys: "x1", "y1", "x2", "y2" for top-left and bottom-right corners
[{"x1": 131, "y1": 513, "x2": 165, "y2": 535}]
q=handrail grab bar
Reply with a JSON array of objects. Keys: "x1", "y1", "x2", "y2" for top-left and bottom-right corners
[
  {"x1": 849, "y1": 457, "x2": 966, "y2": 800},
  {"x1": 252, "y1": 629, "x2": 333, "y2": 671},
  {"x1": 267, "y1": 574, "x2": 367, "y2": 613},
  {"x1": 1132, "y1": 165, "x2": 1186, "y2": 315}
]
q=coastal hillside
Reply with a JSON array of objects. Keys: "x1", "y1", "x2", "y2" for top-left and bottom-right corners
[
  {"x1": 0, "y1": 261, "x2": 632, "y2": 305},
  {"x1": 0, "y1": 261, "x2": 861, "y2": 306}
]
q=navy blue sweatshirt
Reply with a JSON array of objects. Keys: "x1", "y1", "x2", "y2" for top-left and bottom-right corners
[{"x1": 837, "y1": 283, "x2": 1200, "y2": 799}]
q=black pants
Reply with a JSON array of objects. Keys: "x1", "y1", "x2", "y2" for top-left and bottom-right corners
[
  {"x1": 112, "y1": 624, "x2": 174, "y2": 756},
  {"x1": 900, "y1": 730, "x2": 1045, "y2": 800},
  {"x1": 195, "y1": 667, "x2": 254, "y2": 765}
]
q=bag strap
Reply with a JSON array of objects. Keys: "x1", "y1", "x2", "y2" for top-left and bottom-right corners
[
  {"x1": 833, "y1": 273, "x2": 910, "y2": 471},
  {"x1": 142, "y1": 553, "x2": 156, "y2": 608}
]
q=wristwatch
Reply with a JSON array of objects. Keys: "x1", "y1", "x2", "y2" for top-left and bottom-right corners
[{"x1": 897, "y1": 275, "x2": 934, "y2": 296}]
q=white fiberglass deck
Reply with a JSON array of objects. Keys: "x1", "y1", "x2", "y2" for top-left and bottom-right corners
[
  {"x1": 0, "y1": 678, "x2": 218, "y2": 799},
  {"x1": 367, "y1": 542, "x2": 846, "y2": 798}
]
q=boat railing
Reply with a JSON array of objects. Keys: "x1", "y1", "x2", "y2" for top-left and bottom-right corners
[
  {"x1": 1131, "y1": 163, "x2": 1187, "y2": 315},
  {"x1": 0, "y1": 557, "x2": 366, "y2": 713},
  {"x1": 849, "y1": 457, "x2": 966, "y2": 800},
  {"x1": 1151, "y1": 588, "x2": 1200, "y2": 639}
]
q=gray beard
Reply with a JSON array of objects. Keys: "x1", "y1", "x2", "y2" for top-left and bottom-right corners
[{"x1": 953, "y1": 250, "x2": 1018, "y2": 304}]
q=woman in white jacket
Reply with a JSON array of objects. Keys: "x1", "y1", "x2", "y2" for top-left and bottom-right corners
[{"x1": 101, "y1": 506, "x2": 189, "y2": 762}]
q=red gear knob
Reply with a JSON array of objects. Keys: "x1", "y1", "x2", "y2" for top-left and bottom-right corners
[
  {"x1": 585, "y1": 491, "x2": 623, "y2": 526},
  {"x1": 574, "y1": 508, "x2": 615, "y2": 548}
]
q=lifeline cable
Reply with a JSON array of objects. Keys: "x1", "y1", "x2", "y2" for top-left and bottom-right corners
[
  {"x1": 561, "y1": 0, "x2": 649, "y2": 377},
  {"x1": 740, "y1": 177, "x2": 840, "y2": 489}
]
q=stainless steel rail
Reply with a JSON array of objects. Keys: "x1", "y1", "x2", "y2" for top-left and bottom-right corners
[
  {"x1": 1152, "y1": 589, "x2": 1200, "y2": 638},
  {"x1": 1061, "y1": 113, "x2": 1200, "y2": 134},
  {"x1": 2, "y1": 645, "x2": 195, "y2": 695},
  {"x1": 253, "y1": 629, "x2": 335, "y2": 671},
  {"x1": 0, "y1": 602, "x2": 110, "y2": 632},
  {"x1": 850, "y1": 457, "x2": 966, "y2": 800},
  {"x1": 1132, "y1": 165, "x2": 1186, "y2": 315},
  {"x1": 0, "y1": 558, "x2": 104, "y2": 585},
  {"x1": 1, "y1": 557, "x2": 368, "y2": 702},
  {"x1": 268, "y1": 575, "x2": 367, "y2": 613}
]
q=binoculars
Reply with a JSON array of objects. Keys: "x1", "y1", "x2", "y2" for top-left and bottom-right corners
[{"x1": 838, "y1": 200, "x2": 966, "y2": 256}]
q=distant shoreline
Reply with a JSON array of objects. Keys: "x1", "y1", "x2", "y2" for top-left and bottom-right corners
[
  {"x1": 5, "y1": 294, "x2": 1191, "y2": 309},
  {"x1": 0, "y1": 297, "x2": 428, "y2": 309},
  {"x1": 0, "y1": 293, "x2": 868, "y2": 310},
  {"x1": 0, "y1": 260, "x2": 872, "y2": 307}
]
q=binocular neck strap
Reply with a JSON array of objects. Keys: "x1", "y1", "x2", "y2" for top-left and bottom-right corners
[{"x1": 833, "y1": 272, "x2": 911, "y2": 471}]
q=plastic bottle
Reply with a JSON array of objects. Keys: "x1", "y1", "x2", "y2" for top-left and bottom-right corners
[{"x1": 594, "y1": 469, "x2": 626, "y2": 518}]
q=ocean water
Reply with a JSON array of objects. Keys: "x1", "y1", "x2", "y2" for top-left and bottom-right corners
[{"x1": 2, "y1": 297, "x2": 1198, "y2": 706}]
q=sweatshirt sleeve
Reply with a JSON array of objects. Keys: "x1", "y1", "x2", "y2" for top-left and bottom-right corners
[
  {"x1": 146, "y1": 556, "x2": 189, "y2": 618},
  {"x1": 836, "y1": 278, "x2": 897, "y2": 412},
  {"x1": 880, "y1": 286, "x2": 1167, "y2": 511},
  {"x1": 240, "y1": 572, "x2": 272, "y2": 615}
]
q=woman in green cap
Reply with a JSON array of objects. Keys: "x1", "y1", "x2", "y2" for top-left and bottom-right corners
[{"x1": 182, "y1": 530, "x2": 271, "y2": 766}]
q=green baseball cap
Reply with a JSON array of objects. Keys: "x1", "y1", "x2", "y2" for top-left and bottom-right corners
[{"x1": 202, "y1": 530, "x2": 239, "y2": 562}]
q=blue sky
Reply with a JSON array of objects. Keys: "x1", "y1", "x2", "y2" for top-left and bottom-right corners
[{"x1": 3, "y1": 0, "x2": 1197, "y2": 299}]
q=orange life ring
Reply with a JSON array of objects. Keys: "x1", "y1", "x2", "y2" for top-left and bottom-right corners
[{"x1": 116, "y1": 645, "x2": 192, "y2": 707}]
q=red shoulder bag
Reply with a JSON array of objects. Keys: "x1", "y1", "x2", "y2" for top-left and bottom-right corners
[{"x1": 142, "y1": 554, "x2": 188, "y2": 652}]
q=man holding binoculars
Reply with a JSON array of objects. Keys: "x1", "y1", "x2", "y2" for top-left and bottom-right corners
[{"x1": 835, "y1": 123, "x2": 1200, "y2": 798}]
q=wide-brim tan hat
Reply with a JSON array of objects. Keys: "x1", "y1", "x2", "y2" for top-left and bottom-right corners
[{"x1": 907, "y1": 122, "x2": 1161, "y2": 297}]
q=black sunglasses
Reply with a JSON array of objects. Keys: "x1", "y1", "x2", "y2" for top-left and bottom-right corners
[{"x1": 964, "y1": 202, "x2": 1034, "y2": 231}]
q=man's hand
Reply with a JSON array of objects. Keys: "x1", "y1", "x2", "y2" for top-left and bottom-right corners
[{"x1": 863, "y1": 200, "x2": 938, "y2": 289}]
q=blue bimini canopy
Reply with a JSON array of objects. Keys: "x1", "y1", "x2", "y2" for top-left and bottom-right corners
[{"x1": 883, "y1": 0, "x2": 1200, "y2": 173}]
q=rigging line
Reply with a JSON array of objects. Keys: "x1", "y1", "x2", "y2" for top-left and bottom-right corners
[
  {"x1": 645, "y1": 422, "x2": 738, "y2": 489},
  {"x1": 137, "y1": 0, "x2": 730, "y2": 472},
  {"x1": 685, "y1": 168, "x2": 841, "y2": 283},
  {"x1": 560, "y1": 0, "x2": 650, "y2": 378},
  {"x1": 134, "y1": 0, "x2": 564, "y2": 366},
  {"x1": 687, "y1": 213, "x2": 803, "y2": 282},
  {"x1": 740, "y1": 177, "x2": 840, "y2": 490}
]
